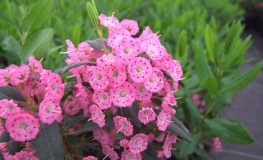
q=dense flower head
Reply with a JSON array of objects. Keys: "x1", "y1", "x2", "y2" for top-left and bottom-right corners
[{"x1": 138, "y1": 107, "x2": 156, "y2": 124}]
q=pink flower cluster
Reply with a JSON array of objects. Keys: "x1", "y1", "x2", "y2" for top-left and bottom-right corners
[
  {"x1": 0, "y1": 56, "x2": 65, "y2": 158},
  {"x1": 212, "y1": 137, "x2": 222, "y2": 153},
  {"x1": 63, "y1": 13, "x2": 183, "y2": 159},
  {"x1": 192, "y1": 93, "x2": 205, "y2": 113}
]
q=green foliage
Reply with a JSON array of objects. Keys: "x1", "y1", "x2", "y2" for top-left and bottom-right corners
[{"x1": 205, "y1": 118, "x2": 254, "y2": 144}]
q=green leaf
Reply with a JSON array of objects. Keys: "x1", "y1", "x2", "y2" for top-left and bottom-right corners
[
  {"x1": 192, "y1": 40, "x2": 214, "y2": 80},
  {"x1": 20, "y1": 28, "x2": 54, "y2": 62},
  {"x1": 167, "y1": 117, "x2": 192, "y2": 142},
  {"x1": 123, "y1": 102, "x2": 142, "y2": 128},
  {"x1": 31, "y1": 121, "x2": 64, "y2": 160},
  {"x1": 0, "y1": 10, "x2": 19, "y2": 31},
  {"x1": 55, "y1": 61, "x2": 96, "y2": 74},
  {"x1": 205, "y1": 24, "x2": 216, "y2": 63},
  {"x1": 224, "y1": 21, "x2": 243, "y2": 56},
  {"x1": 22, "y1": 0, "x2": 54, "y2": 32},
  {"x1": 76, "y1": 120, "x2": 114, "y2": 133},
  {"x1": 205, "y1": 92, "x2": 234, "y2": 112},
  {"x1": 200, "y1": 76, "x2": 218, "y2": 95},
  {"x1": 205, "y1": 118, "x2": 254, "y2": 144},
  {"x1": 65, "y1": 115, "x2": 89, "y2": 128},
  {"x1": 176, "y1": 30, "x2": 188, "y2": 67},
  {"x1": 71, "y1": 23, "x2": 81, "y2": 46},
  {"x1": 220, "y1": 61, "x2": 263, "y2": 93},
  {"x1": 173, "y1": 136, "x2": 199, "y2": 158},
  {"x1": 0, "y1": 86, "x2": 26, "y2": 102},
  {"x1": 85, "y1": 38, "x2": 110, "y2": 52},
  {"x1": 1, "y1": 35, "x2": 20, "y2": 57},
  {"x1": 194, "y1": 148, "x2": 208, "y2": 158}
]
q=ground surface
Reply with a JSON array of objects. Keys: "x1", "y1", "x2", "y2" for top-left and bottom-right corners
[{"x1": 218, "y1": 29, "x2": 263, "y2": 160}]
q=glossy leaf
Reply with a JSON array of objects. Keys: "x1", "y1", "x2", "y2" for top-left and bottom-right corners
[
  {"x1": 76, "y1": 120, "x2": 114, "y2": 133},
  {"x1": 20, "y1": 28, "x2": 54, "y2": 62},
  {"x1": 220, "y1": 61, "x2": 263, "y2": 93},
  {"x1": 200, "y1": 76, "x2": 218, "y2": 95},
  {"x1": 205, "y1": 24, "x2": 216, "y2": 63},
  {"x1": 0, "y1": 86, "x2": 26, "y2": 102},
  {"x1": 205, "y1": 118, "x2": 254, "y2": 144},
  {"x1": 65, "y1": 115, "x2": 89, "y2": 128},
  {"x1": 176, "y1": 30, "x2": 188, "y2": 67},
  {"x1": 192, "y1": 40, "x2": 214, "y2": 80},
  {"x1": 56, "y1": 61, "x2": 96, "y2": 74},
  {"x1": 85, "y1": 38, "x2": 110, "y2": 52},
  {"x1": 0, "y1": 10, "x2": 19, "y2": 31},
  {"x1": 123, "y1": 102, "x2": 142, "y2": 128},
  {"x1": 22, "y1": 0, "x2": 54, "y2": 32},
  {"x1": 31, "y1": 121, "x2": 64, "y2": 160},
  {"x1": 167, "y1": 117, "x2": 192, "y2": 142},
  {"x1": 1, "y1": 36, "x2": 20, "y2": 57},
  {"x1": 173, "y1": 136, "x2": 199, "y2": 158}
]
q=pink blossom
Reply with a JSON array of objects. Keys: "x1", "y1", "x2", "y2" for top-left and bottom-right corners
[
  {"x1": 5, "y1": 113, "x2": 40, "y2": 142},
  {"x1": 44, "y1": 73, "x2": 64, "y2": 100},
  {"x1": 83, "y1": 156, "x2": 98, "y2": 160},
  {"x1": 119, "y1": 139, "x2": 130, "y2": 148},
  {"x1": 157, "y1": 109, "x2": 174, "y2": 131},
  {"x1": 212, "y1": 137, "x2": 222, "y2": 153},
  {"x1": 134, "y1": 82, "x2": 152, "y2": 101},
  {"x1": 107, "y1": 66, "x2": 127, "y2": 87},
  {"x1": 0, "y1": 99, "x2": 20, "y2": 119},
  {"x1": 144, "y1": 41, "x2": 167, "y2": 60},
  {"x1": 15, "y1": 150, "x2": 39, "y2": 160},
  {"x1": 102, "y1": 145, "x2": 119, "y2": 160},
  {"x1": 93, "y1": 129, "x2": 109, "y2": 145},
  {"x1": 38, "y1": 99, "x2": 62, "y2": 124},
  {"x1": 10, "y1": 64, "x2": 30, "y2": 86},
  {"x1": 120, "y1": 19, "x2": 139, "y2": 35},
  {"x1": 121, "y1": 150, "x2": 142, "y2": 160},
  {"x1": 92, "y1": 91, "x2": 112, "y2": 110},
  {"x1": 107, "y1": 129, "x2": 117, "y2": 146},
  {"x1": 162, "y1": 142, "x2": 173, "y2": 158},
  {"x1": 28, "y1": 55, "x2": 43, "y2": 73},
  {"x1": 138, "y1": 107, "x2": 156, "y2": 124},
  {"x1": 154, "y1": 132, "x2": 166, "y2": 142},
  {"x1": 128, "y1": 57, "x2": 152, "y2": 83},
  {"x1": 89, "y1": 105, "x2": 105, "y2": 128},
  {"x1": 0, "y1": 69, "x2": 9, "y2": 86},
  {"x1": 113, "y1": 116, "x2": 133, "y2": 136},
  {"x1": 144, "y1": 67, "x2": 164, "y2": 92},
  {"x1": 63, "y1": 96, "x2": 81, "y2": 116},
  {"x1": 98, "y1": 14, "x2": 119, "y2": 29},
  {"x1": 0, "y1": 142, "x2": 8, "y2": 152},
  {"x1": 129, "y1": 133, "x2": 148, "y2": 154},
  {"x1": 110, "y1": 82, "x2": 135, "y2": 107}
]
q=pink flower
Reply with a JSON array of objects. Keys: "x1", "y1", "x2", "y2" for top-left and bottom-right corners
[
  {"x1": 102, "y1": 145, "x2": 119, "y2": 160},
  {"x1": 165, "y1": 132, "x2": 178, "y2": 145},
  {"x1": 93, "y1": 129, "x2": 109, "y2": 145},
  {"x1": 83, "y1": 66, "x2": 109, "y2": 91},
  {"x1": 107, "y1": 129, "x2": 117, "y2": 146},
  {"x1": 120, "y1": 19, "x2": 139, "y2": 35},
  {"x1": 154, "y1": 133, "x2": 166, "y2": 142},
  {"x1": 113, "y1": 116, "x2": 133, "y2": 136},
  {"x1": 138, "y1": 107, "x2": 156, "y2": 124},
  {"x1": 0, "y1": 69, "x2": 9, "y2": 86},
  {"x1": 38, "y1": 99, "x2": 62, "y2": 125},
  {"x1": 157, "y1": 109, "x2": 174, "y2": 131},
  {"x1": 44, "y1": 73, "x2": 65, "y2": 100},
  {"x1": 143, "y1": 40, "x2": 167, "y2": 60},
  {"x1": 63, "y1": 96, "x2": 81, "y2": 116},
  {"x1": 0, "y1": 121, "x2": 4, "y2": 137},
  {"x1": 98, "y1": 14, "x2": 119, "y2": 29},
  {"x1": 28, "y1": 55, "x2": 43, "y2": 73},
  {"x1": 134, "y1": 82, "x2": 152, "y2": 101},
  {"x1": 0, "y1": 99, "x2": 20, "y2": 119},
  {"x1": 121, "y1": 150, "x2": 142, "y2": 160},
  {"x1": 119, "y1": 139, "x2": 130, "y2": 148},
  {"x1": 212, "y1": 137, "x2": 222, "y2": 153},
  {"x1": 89, "y1": 105, "x2": 105, "y2": 128},
  {"x1": 144, "y1": 67, "x2": 164, "y2": 92},
  {"x1": 170, "y1": 60, "x2": 183, "y2": 82},
  {"x1": 128, "y1": 57, "x2": 152, "y2": 83},
  {"x1": 15, "y1": 151, "x2": 39, "y2": 160},
  {"x1": 107, "y1": 66, "x2": 127, "y2": 87},
  {"x1": 162, "y1": 142, "x2": 173, "y2": 158},
  {"x1": 129, "y1": 133, "x2": 148, "y2": 154},
  {"x1": 10, "y1": 64, "x2": 30, "y2": 86},
  {"x1": 0, "y1": 142, "x2": 8, "y2": 152},
  {"x1": 5, "y1": 113, "x2": 40, "y2": 142},
  {"x1": 92, "y1": 91, "x2": 112, "y2": 110},
  {"x1": 83, "y1": 156, "x2": 98, "y2": 160},
  {"x1": 110, "y1": 82, "x2": 135, "y2": 107}
]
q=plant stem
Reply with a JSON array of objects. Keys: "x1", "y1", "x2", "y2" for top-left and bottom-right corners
[{"x1": 195, "y1": 95, "x2": 215, "y2": 135}]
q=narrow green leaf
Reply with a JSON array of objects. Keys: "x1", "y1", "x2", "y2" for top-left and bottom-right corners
[
  {"x1": 205, "y1": 118, "x2": 254, "y2": 144},
  {"x1": 123, "y1": 102, "x2": 142, "y2": 128},
  {"x1": 22, "y1": 0, "x2": 54, "y2": 32},
  {"x1": 20, "y1": 28, "x2": 54, "y2": 62},
  {"x1": 205, "y1": 24, "x2": 216, "y2": 63},
  {"x1": 167, "y1": 118, "x2": 192, "y2": 142},
  {"x1": 173, "y1": 136, "x2": 199, "y2": 158},
  {"x1": 220, "y1": 61, "x2": 263, "y2": 93},
  {"x1": 192, "y1": 40, "x2": 214, "y2": 80},
  {"x1": 194, "y1": 148, "x2": 208, "y2": 158},
  {"x1": 71, "y1": 23, "x2": 81, "y2": 46},
  {"x1": 1, "y1": 36, "x2": 20, "y2": 57},
  {"x1": 176, "y1": 30, "x2": 188, "y2": 67},
  {"x1": 31, "y1": 121, "x2": 64, "y2": 160},
  {"x1": 0, "y1": 86, "x2": 26, "y2": 102},
  {"x1": 0, "y1": 10, "x2": 19, "y2": 31},
  {"x1": 200, "y1": 76, "x2": 218, "y2": 95},
  {"x1": 58, "y1": 61, "x2": 96, "y2": 74}
]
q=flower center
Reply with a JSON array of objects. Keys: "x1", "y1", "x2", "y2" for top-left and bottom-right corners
[
  {"x1": 139, "y1": 86, "x2": 145, "y2": 92},
  {"x1": 97, "y1": 74, "x2": 102, "y2": 80},
  {"x1": 150, "y1": 77, "x2": 155, "y2": 82},
  {"x1": 113, "y1": 71, "x2": 119, "y2": 77},
  {"x1": 45, "y1": 105, "x2": 51, "y2": 113},
  {"x1": 120, "y1": 91, "x2": 126, "y2": 97},
  {"x1": 20, "y1": 123, "x2": 28, "y2": 129},
  {"x1": 124, "y1": 48, "x2": 129, "y2": 54},
  {"x1": 7, "y1": 104, "x2": 13, "y2": 110},
  {"x1": 101, "y1": 95, "x2": 107, "y2": 100},
  {"x1": 136, "y1": 66, "x2": 142, "y2": 72}
]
